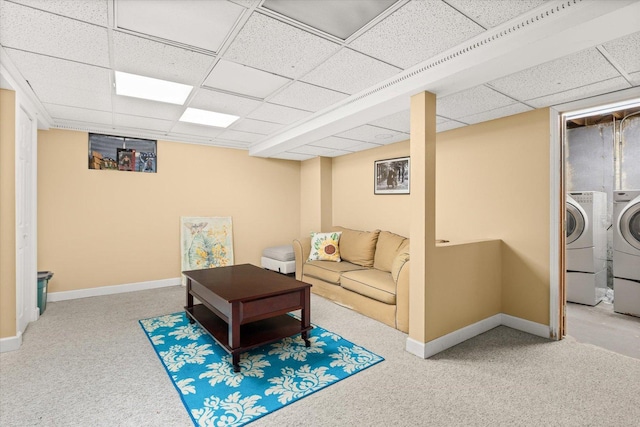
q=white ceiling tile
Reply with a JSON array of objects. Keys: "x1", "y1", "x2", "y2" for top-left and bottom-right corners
[
  {"x1": 368, "y1": 110, "x2": 410, "y2": 132},
  {"x1": 189, "y1": 89, "x2": 262, "y2": 116},
  {"x1": 223, "y1": 12, "x2": 340, "y2": 79},
  {"x1": 436, "y1": 85, "x2": 518, "y2": 119},
  {"x1": 211, "y1": 139, "x2": 252, "y2": 149},
  {"x1": 526, "y1": 77, "x2": 631, "y2": 109},
  {"x1": 44, "y1": 103, "x2": 112, "y2": 125},
  {"x1": 0, "y1": 1, "x2": 109, "y2": 67},
  {"x1": 112, "y1": 31, "x2": 214, "y2": 85},
  {"x1": 309, "y1": 136, "x2": 364, "y2": 150},
  {"x1": 116, "y1": 0, "x2": 245, "y2": 53},
  {"x1": 6, "y1": 49, "x2": 112, "y2": 111},
  {"x1": 436, "y1": 120, "x2": 468, "y2": 133},
  {"x1": 229, "y1": 118, "x2": 284, "y2": 135},
  {"x1": 114, "y1": 114, "x2": 174, "y2": 132},
  {"x1": 217, "y1": 129, "x2": 264, "y2": 143},
  {"x1": 458, "y1": 103, "x2": 533, "y2": 125},
  {"x1": 275, "y1": 152, "x2": 315, "y2": 161},
  {"x1": 349, "y1": 0, "x2": 483, "y2": 69},
  {"x1": 335, "y1": 124, "x2": 406, "y2": 143},
  {"x1": 603, "y1": 31, "x2": 640, "y2": 77},
  {"x1": 170, "y1": 122, "x2": 225, "y2": 139},
  {"x1": 629, "y1": 72, "x2": 640, "y2": 86},
  {"x1": 445, "y1": 0, "x2": 545, "y2": 29},
  {"x1": 346, "y1": 142, "x2": 383, "y2": 152},
  {"x1": 289, "y1": 145, "x2": 337, "y2": 156},
  {"x1": 229, "y1": 0, "x2": 259, "y2": 8},
  {"x1": 112, "y1": 96, "x2": 183, "y2": 121},
  {"x1": 269, "y1": 81, "x2": 348, "y2": 111},
  {"x1": 376, "y1": 133, "x2": 410, "y2": 145},
  {"x1": 323, "y1": 149, "x2": 352, "y2": 157},
  {"x1": 203, "y1": 59, "x2": 291, "y2": 99},
  {"x1": 247, "y1": 103, "x2": 312, "y2": 124},
  {"x1": 489, "y1": 48, "x2": 622, "y2": 101},
  {"x1": 165, "y1": 133, "x2": 216, "y2": 145},
  {"x1": 302, "y1": 48, "x2": 401, "y2": 95},
  {"x1": 10, "y1": 0, "x2": 109, "y2": 26}
]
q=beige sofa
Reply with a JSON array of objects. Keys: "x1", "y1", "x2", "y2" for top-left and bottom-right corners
[{"x1": 293, "y1": 226, "x2": 410, "y2": 333}]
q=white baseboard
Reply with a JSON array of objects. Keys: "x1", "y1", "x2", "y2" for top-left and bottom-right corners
[
  {"x1": 406, "y1": 313, "x2": 550, "y2": 359},
  {"x1": 47, "y1": 277, "x2": 182, "y2": 302},
  {"x1": 501, "y1": 313, "x2": 549, "y2": 338},
  {"x1": 0, "y1": 332, "x2": 22, "y2": 353}
]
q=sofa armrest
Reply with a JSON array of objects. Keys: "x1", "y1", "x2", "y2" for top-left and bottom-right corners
[
  {"x1": 395, "y1": 258, "x2": 410, "y2": 333},
  {"x1": 293, "y1": 237, "x2": 311, "y2": 281}
]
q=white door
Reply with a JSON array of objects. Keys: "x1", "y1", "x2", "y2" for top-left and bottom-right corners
[{"x1": 16, "y1": 105, "x2": 37, "y2": 335}]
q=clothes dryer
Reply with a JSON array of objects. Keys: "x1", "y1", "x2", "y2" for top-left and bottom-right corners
[
  {"x1": 613, "y1": 190, "x2": 640, "y2": 317},
  {"x1": 566, "y1": 192, "x2": 607, "y2": 273},
  {"x1": 565, "y1": 191, "x2": 607, "y2": 305}
]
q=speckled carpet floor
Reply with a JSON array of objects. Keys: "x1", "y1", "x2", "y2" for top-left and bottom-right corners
[{"x1": 1, "y1": 285, "x2": 639, "y2": 426}]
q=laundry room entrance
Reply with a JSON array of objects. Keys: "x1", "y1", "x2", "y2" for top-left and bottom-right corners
[{"x1": 561, "y1": 97, "x2": 640, "y2": 358}]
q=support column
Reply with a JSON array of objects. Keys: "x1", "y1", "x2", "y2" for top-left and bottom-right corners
[
  {"x1": 408, "y1": 91, "x2": 437, "y2": 344},
  {"x1": 299, "y1": 156, "x2": 332, "y2": 235}
]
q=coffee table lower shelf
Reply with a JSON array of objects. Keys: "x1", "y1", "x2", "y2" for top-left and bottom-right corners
[{"x1": 185, "y1": 304, "x2": 312, "y2": 369}]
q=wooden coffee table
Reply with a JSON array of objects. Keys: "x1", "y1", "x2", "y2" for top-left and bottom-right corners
[{"x1": 183, "y1": 264, "x2": 312, "y2": 372}]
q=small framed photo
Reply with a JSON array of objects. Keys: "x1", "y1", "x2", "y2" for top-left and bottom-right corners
[
  {"x1": 117, "y1": 148, "x2": 135, "y2": 171},
  {"x1": 374, "y1": 156, "x2": 410, "y2": 195}
]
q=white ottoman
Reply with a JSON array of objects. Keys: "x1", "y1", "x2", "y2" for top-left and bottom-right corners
[{"x1": 261, "y1": 245, "x2": 296, "y2": 274}]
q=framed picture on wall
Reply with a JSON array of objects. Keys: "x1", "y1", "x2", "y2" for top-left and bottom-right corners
[
  {"x1": 117, "y1": 148, "x2": 136, "y2": 171},
  {"x1": 374, "y1": 156, "x2": 410, "y2": 194}
]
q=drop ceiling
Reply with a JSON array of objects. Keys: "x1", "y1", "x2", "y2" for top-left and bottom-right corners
[{"x1": 1, "y1": 0, "x2": 639, "y2": 161}]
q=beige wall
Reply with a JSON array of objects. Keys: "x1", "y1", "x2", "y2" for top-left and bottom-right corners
[
  {"x1": 0, "y1": 89, "x2": 17, "y2": 338},
  {"x1": 436, "y1": 109, "x2": 551, "y2": 325},
  {"x1": 429, "y1": 240, "x2": 502, "y2": 339},
  {"x1": 332, "y1": 141, "x2": 410, "y2": 237},
  {"x1": 38, "y1": 129, "x2": 301, "y2": 292},
  {"x1": 332, "y1": 108, "x2": 551, "y2": 328},
  {"x1": 299, "y1": 157, "x2": 332, "y2": 236}
]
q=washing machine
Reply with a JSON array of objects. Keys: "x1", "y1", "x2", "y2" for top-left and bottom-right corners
[
  {"x1": 565, "y1": 191, "x2": 607, "y2": 305},
  {"x1": 613, "y1": 190, "x2": 640, "y2": 317}
]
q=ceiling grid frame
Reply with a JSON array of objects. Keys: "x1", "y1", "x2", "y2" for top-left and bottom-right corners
[{"x1": 1, "y1": 0, "x2": 639, "y2": 155}]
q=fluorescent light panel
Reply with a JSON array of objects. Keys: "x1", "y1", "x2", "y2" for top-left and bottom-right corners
[
  {"x1": 115, "y1": 71, "x2": 192, "y2": 105},
  {"x1": 179, "y1": 108, "x2": 239, "y2": 128}
]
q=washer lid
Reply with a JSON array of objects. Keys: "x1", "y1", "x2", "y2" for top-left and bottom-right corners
[
  {"x1": 566, "y1": 197, "x2": 586, "y2": 244},
  {"x1": 619, "y1": 196, "x2": 640, "y2": 250}
]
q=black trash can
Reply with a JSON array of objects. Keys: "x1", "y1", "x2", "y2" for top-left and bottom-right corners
[{"x1": 37, "y1": 271, "x2": 53, "y2": 314}]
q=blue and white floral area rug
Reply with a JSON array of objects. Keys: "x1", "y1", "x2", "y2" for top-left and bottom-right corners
[{"x1": 139, "y1": 312, "x2": 384, "y2": 427}]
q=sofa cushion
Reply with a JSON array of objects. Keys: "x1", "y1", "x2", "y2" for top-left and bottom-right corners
[
  {"x1": 333, "y1": 226, "x2": 380, "y2": 267},
  {"x1": 303, "y1": 260, "x2": 366, "y2": 285},
  {"x1": 373, "y1": 231, "x2": 407, "y2": 272},
  {"x1": 340, "y1": 269, "x2": 396, "y2": 305},
  {"x1": 391, "y1": 244, "x2": 410, "y2": 283},
  {"x1": 308, "y1": 231, "x2": 342, "y2": 262}
]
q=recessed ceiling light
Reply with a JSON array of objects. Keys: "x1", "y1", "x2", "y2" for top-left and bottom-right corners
[
  {"x1": 115, "y1": 71, "x2": 192, "y2": 105},
  {"x1": 262, "y1": 0, "x2": 398, "y2": 40},
  {"x1": 179, "y1": 108, "x2": 239, "y2": 128}
]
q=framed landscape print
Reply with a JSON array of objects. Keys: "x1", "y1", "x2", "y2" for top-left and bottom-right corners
[{"x1": 374, "y1": 156, "x2": 410, "y2": 194}]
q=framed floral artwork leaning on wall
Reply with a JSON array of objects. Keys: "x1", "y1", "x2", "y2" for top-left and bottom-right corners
[
  {"x1": 180, "y1": 216, "x2": 234, "y2": 284},
  {"x1": 374, "y1": 156, "x2": 410, "y2": 194}
]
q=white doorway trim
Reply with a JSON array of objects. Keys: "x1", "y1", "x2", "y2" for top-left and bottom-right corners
[
  {"x1": 15, "y1": 95, "x2": 39, "y2": 332},
  {"x1": 548, "y1": 87, "x2": 640, "y2": 339},
  {"x1": 0, "y1": 54, "x2": 49, "y2": 352}
]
